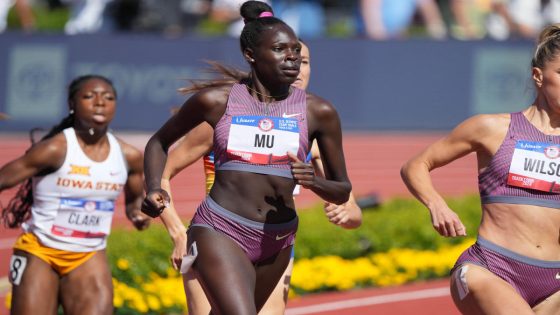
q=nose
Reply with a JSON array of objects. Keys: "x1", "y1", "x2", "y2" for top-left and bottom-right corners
[
  {"x1": 286, "y1": 49, "x2": 299, "y2": 61},
  {"x1": 94, "y1": 94, "x2": 105, "y2": 106}
]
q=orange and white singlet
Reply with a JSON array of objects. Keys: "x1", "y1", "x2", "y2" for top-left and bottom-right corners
[{"x1": 22, "y1": 128, "x2": 128, "y2": 252}]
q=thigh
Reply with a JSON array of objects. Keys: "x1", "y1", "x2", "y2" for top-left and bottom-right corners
[
  {"x1": 9, "y1": 250, "x2": 59, "y2": 315},
  {"x1": 59, "y1": 250, "x2": 113, "y2": 315},
  {"x1": 190, "y1": 226, "x2": 258, "y2": 315},
  {"x1": 534, "y1": 290, "x2": 560, "y2": 315},
  {"x1": 254, "y1": 246, "x2": 293, "y2": 314},
  {"x1": 257, "y1": 256, "x2": 293, "y2": 315},
  {"x1": 184, "y1": 268, "x2": 212, "y2": 315},
  {"x1": 450, "y1": 264, "x2": 534, "y2": 315}
]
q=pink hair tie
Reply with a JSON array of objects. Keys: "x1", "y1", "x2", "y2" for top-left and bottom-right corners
[{"x1": 259, "y1": 11, "x2": 273, "y2": 18}]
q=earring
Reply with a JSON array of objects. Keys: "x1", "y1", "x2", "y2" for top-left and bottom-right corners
[
  {"x1": 249, "y1": 59, "x2": 255, "y2": 63},
  {"x1": 69, "y1": 109, "x2": 74, "y2": 115}
]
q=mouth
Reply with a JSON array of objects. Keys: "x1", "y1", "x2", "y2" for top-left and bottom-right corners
[
  {"x1": 92, "y1": 113, "x2": 107, "y2": 123},
  {"x1": 282, "y1": 68, "x2": 299, "y2": 77}
]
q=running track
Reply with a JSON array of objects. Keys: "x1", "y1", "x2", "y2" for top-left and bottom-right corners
[{"x1": 0, "y1": 132, "x2": 475, "y2": 314}]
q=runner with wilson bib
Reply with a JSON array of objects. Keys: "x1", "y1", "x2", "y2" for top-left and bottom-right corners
[{"x1": 507, "y1": 140, "x2": 560, "y2": 193}]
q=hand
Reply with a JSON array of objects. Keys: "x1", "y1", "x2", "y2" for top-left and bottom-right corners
[
  {"x1": 126, "y1": 209, "x2": 151, "y2": 231},
  {"x1": 170, "y1": 234, "x2": 188, "y2": 270},
  {"x1": 324, "y1": 202, "x2": 350, "y2": 226},
  {"x1": 141, "y1": 189, "x2": 170, "y2": 218},
  {"x1": 428, "y1": 202, "x2": 467, "y2": 237},
  {"x1": 288, "y1": 151, "x2": 315, "y2": 189}
]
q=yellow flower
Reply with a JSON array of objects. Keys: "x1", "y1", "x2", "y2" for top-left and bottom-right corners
[
  {"x1": 5, "y1": 292, "x2": 11, "y2": 309},
  {"x1": 116, "y1": 258, "x2": 130, "y2": 270}
]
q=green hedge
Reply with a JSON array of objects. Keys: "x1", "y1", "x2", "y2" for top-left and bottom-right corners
[
  {"x1": 294, "y1": 195, "x2": 481, "y2": 259},
  {"x1": 107, "y1": 194, "x2": 482, "y2": 280}
]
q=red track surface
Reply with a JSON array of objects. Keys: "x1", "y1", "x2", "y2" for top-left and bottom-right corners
[{"x1": 0, "y1": 132, "x2": 477, "y2": 314}]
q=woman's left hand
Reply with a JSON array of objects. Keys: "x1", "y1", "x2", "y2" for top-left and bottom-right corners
[{"x1": 288, "y1": 151, "x2": 315, "y2": 188}]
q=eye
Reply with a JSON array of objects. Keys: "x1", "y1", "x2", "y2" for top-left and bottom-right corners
[{"x1": 104, "y1": 94, "x2": 115, "y2": 101}]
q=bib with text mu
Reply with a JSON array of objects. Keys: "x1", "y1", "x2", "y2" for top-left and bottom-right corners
[
  {"x1": 507, "y1": 140, "x2": 560, "y2": 193},
  {"x1": 51, "y1": 198, "x2": 115, "y2": 238},
  {"x1": 227, "y1": 115, "x2": 300, "y2": 164}
]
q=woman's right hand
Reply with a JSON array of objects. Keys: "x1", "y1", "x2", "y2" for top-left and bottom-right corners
[
  {"x1": 141, "y1": 189, "x2": 170, "y2": 218},
  {"x1": 170, "y1": 233, "x2": 188, "y2": 270},
  {"x1": 428, "y1": 202, "x2": 467, "y2": 237}
]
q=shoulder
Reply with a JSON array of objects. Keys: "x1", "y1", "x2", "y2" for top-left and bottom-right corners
[
  {"x1": 25, "y1": 132, "x2": 68, "y2": 168},
  {"x1": 449, "y1": 113, "x2": 510, "y2": 150},
  {"x1": 191, "y1": 84, "x2": 235, "y2": 108},
  {"x1": 459, "y1": 113, "x2": 510, "y2": 136},
  {"x1": 115, "y1": 137, "x2": 143, "y2": 168},
  {"x1": 305, "y1": 93, "x2": 338, "y2": 119}
]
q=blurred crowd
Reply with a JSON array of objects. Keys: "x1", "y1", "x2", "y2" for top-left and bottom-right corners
[{"x1": 2, "y1": 0, "x2": 560, "y2": 40}]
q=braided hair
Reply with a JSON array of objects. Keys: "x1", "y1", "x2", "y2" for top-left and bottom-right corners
[{"x1": 1, "y1": 75, "x2": 115, "y2": 228}]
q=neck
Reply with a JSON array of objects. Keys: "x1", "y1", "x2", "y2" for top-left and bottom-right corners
[
  {"x1": 74, "y1": 126, "x2": 107, "y2": 143},
  {"x1": 245, "y1": 81, "x2": 291, "y2": 102},
  {"x1": 526, "y1": 103, "x2": 560, "y2": 130}
]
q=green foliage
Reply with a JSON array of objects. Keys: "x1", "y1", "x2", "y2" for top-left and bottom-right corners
[
  {"x1": 294, "y1": 194, "x2": 482, "y2": 259},
  {"x1": 107, "y1": 225, "x2": 177, "y2": 284},
  {"x1": 106, "y1": 195, "x2": 482, "y2": 281},
  {"x1": 8, "y1": 6, "x2": 69, "y2": 31}
]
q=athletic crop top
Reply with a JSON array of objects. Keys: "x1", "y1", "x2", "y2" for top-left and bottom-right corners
[
  {"x1": 479, "y1": 112, "x2": 560, "y2": 209},
  {"x1": 22, "y1": 128, "x2": 129, "y2": 252},
  {"x1": 213, "y1": 83, "x2": 309, "y2": 178},
  {"x1": 203, "y1": 152, "x2": 215, "y2": 194}
]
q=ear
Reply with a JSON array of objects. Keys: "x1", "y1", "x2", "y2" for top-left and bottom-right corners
[
  {"x1": 243, "y1": 48, "x2": 255, "y2": 64},
  {"x1": 68, "y1": 101, "x2": 75, "y2": 114},
  {"x1": 532, "y1": 67, "x2": 543, "y2": 87}
]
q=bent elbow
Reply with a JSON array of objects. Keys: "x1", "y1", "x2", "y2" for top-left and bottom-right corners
[{"x1": 335, "y1": 182, "x2": 352, "y2": 205}]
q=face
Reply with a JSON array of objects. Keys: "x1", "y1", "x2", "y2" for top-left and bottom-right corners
[
  {"x1": 247, "y1": 24, "x2": 301, "y2": 85},
  {"x1": 70, "y1": 78, "x2": 116, "y2": 131},
  {"x1": 292, "y1": 42, "x2": 310, "y2": 90}
]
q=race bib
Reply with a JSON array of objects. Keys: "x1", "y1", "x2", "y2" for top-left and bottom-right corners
[
  {"x1": 227, "y1": 115, "x2": 300, "y2": 164},
  {"x1": 9, "y1": 255, "x2": 27, "y2": 285},
  {"x1": 51, "y1": 198, "x2": 115, "y2": 238},
  {"x1": 507, "y1": 140, "x2": 560, "y2": 193}
]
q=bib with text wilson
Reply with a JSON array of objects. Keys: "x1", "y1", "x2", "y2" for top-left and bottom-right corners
[{"x1": 508, "y1": 140, "x2": 560, "y2": 193}]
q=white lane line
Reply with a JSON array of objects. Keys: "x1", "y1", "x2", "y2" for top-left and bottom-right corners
[
  {"x1": 0, "y1": 238, "x2": 16, "y2": 250},
  {"x1": 286, "y1": 287, "x2": 450, "y2": 315}
]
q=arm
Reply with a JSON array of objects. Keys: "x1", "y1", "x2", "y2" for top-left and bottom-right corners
[
  {"x1": 291, "y1": 95, "x2": 352, "y2": 205},
  {"x1": 120, "y1": 140, "x2": 150, "y2": 230},
  {"x1": 0, "y1": 135, "x2": 65, "y2": 192},
  {"x1": 400, "y1": 114, "x2": 504, "y2": 237},
  {"x1": 142, "y1": 87, "x2": 227, "y2": 218},
  {"x1": 159, "y1": 123, "x2": 213, "y2": 269},
  {"x1": 310, "y1": 141, "x2": 362, "y2": 229}
]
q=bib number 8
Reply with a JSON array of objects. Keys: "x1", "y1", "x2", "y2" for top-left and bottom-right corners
[{"x1": 9, "y1": 255, "x2": 28, "y2": 285}]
